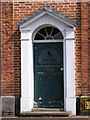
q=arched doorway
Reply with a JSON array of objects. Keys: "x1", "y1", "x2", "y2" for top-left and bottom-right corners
[
  {"x1": 19, "y1": 7, "x2": 76, "y2": 114},
  {"x1": 33, "y1": 26, "x2": 64, "y2": 109}
]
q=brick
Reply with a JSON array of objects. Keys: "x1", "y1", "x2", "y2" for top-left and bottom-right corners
[{"x1": 1, "y1": 1, "x2": 90, "y2": 97}]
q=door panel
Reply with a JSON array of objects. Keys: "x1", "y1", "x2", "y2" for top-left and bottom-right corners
[{"x1": 34, "y1": 43, "x2": 64, "y2": 108}]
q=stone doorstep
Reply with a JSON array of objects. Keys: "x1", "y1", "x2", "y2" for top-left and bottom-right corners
[
  {"x1": 20, "y1": 111, "x2": 72, "y2": 117},
  {"x1": 31, "y1": 108, "x2": 64, "y2": 112},
  {"x1": 20, "y1": 108, "x2": 72, "y2": 117}
]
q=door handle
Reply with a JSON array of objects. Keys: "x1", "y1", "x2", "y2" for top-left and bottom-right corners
[
  {"x1": 61, "y1": 68, "x2": 63, "y2": 71},
  {"x1": 38, "y1": 97, "x2": 42, "y2": 101}
]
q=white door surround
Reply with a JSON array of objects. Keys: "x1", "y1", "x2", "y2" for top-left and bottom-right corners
[{"x1": 19, "y1": 10, "x2": 76, "y2": 115}]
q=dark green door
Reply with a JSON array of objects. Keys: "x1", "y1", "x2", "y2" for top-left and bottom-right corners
[{"x1": 34, "y1": 43, "x2": 64, "y2": 108}]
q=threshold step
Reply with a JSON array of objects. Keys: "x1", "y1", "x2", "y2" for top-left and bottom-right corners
[
  {"x1": 32, "y1": 108, "x2": 64, "y2": 112},
  {"x1": 21, "y1": 111, "x2": 72, "y2": 117}
]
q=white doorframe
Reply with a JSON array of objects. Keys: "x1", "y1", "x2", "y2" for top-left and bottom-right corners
[{"x1": 20, "y1": 14, "x2": 76, "y2": 115}]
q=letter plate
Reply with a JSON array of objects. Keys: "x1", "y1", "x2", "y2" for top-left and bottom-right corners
[{"x1": 85, "y1": 101, "x2": 90, "y2": 110}]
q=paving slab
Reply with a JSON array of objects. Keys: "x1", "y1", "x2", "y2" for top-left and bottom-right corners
[{"x1": 1, "y1": 116, "x2": 90, "y2": 120}]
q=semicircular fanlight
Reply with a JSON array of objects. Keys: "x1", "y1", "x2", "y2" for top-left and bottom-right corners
[{"x1": 34, "y1": 27, "x2": 63, "y2": 40}]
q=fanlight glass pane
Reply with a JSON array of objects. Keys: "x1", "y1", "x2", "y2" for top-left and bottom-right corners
[
  {"x1": 51, "y1": 27, "x2": 60, "y2": 36},
  {"x1": 34, "y1": 27, "x2": 63, "y2": 40},
  {"x1": 53, "y1": 32, "x2": 63, "y2": 39},
  {"x1": 35, "y1": 33, "x2": 45, "y2": 40},
  {"x1": 46, "y1": 27, "x2": 52, "y2": 35},
  {"x1": 39, "y1": 28, "x2": 47, "y2": 37},
  {"x1": 46, "y1": 36, "x2": 53, "y2": 40}
]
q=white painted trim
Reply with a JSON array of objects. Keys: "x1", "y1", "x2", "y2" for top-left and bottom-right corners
[
  {"x1": 66, "y1": 98, "x2": 76, "y2": 115},
  {"x1": 33, "y1": 40, "x2": 63, "y2": 43},
  {"x1": 65, "y1": 28, "x2": 76, "y2": 115},
  {"x1": 20, "y1": 14, "x2": 76, "y2": 115},
  {"x1": 20, "y1": 29, "x2": 30, "y2": 31},
  {"x1": 20, "y1": 11, "x2": 74, "y2": 29},
  {"x1": 20, "y1": 12, "x2": 46, "y2": 29},
  {"x1": 63, "y1": 37, "x2": 66, "y2": 112},
  {"x1": 21, "y1": 39, "x2": 29, "y2": 41},
  {"x1": 47, "y1": 12, "x2": 75, "y2": 28}
]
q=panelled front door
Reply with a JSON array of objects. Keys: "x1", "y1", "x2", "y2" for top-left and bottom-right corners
[{"x1": 34, "y1": 43, "x2": 64, "y2": 108}]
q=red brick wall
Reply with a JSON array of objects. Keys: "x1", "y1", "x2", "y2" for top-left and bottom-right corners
[
  {"x1": 81, "y1": 2, "x2": 89, "y2": 96},
  {"x1": 1, "y1": 1, "x2": 90, "y2": 96},
  {"x1": 1, "y1": 2, "x2": 14, "y2": 96},
  {"x1": 88, "y1": 2, "x2": 90, "y2": 96}
]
